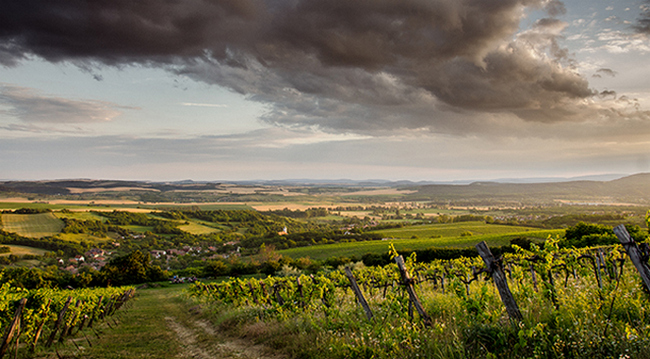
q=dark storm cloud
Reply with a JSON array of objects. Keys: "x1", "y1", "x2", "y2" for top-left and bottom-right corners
[
  {"x1": 0, "y1": 0, "x2": 624, "y2": 134},
  {"x1": 0, "y1": 0, "x2": 534, "y2": 68},
  {"x1": 0, "y1": 0, "x2": 261, "y2": 65},
  {"x1": 634, "y1": 1, "x2": 650, "y2": 34}
]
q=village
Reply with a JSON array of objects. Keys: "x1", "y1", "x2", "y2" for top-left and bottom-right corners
[{"x1": 59, "y1": 241, "x2": 242, "y2": 275}]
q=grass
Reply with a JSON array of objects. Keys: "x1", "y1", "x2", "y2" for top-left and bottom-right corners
[
  {"x1": 53, "y1": 211, "x2": 107, "y2": 221},
  {"x1": 278, "y1": 229, "x2": 563, "y2": 260},
  {"x1": 57, "y1": 232, "x2": 112, "y2": 244},
  {"x1": 11, "y1": 259, "x2": 43, "y2": 267},
  {"x1": 1, "y1": 212, "x2": 64, "y2": 238},
  {"x1": 191, "y1": 259, "x2": 650, "y2": 359},
  {"x1": 41, "y1": 284, "x2": 187, "y2": 359},
  {"x1": 0, "y1": 202, "x2": 85, "y2": 211},
  {"x1": 179, "y1": 221, "x2": 222, "y2": 235},
  {"x1": 0, "y1": 244, "x2": 50, "y2": 256},
  {"x1": 372, "y1": 222, "x2": 537, "y2": 239}
]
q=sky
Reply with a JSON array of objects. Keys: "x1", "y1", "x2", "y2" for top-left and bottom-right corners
[{"x1": 1, "y1": 0, "x2": 649, "y2": 182}]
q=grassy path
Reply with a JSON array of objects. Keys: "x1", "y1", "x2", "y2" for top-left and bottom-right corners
[{"x1": 39, "y1": 284, "x2": 281, "y2": 359}]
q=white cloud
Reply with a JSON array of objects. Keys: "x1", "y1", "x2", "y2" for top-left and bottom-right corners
[{"x1": 180, "y1": 102, "x2": 228, "y2": 108}]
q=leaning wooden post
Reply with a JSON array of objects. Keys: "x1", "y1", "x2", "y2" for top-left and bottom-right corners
[
  {"x1": 296, "y1": 277, "x2": 305, "y2": 308},
  {"x1": 394, "y1": 256, "x2": 432, "y2": 326},
  {"x1": 248, "y1": 282, "x2": 259, "y2": 305},
  {"x1": 46, "y1": 296, "x2": 73, "y2": 347},
  {"x1": 59, "y1": 300, "x2": 82, "y2": 342},
  {"x1": 343, "y1": 267, "x2": 373, "y2": 321},
  {"x1": 88, "y1": 296, "x2": 103, "y2": 328},
  {"x1": 613, "y1": 224, "x2": 650, "y2": 292},
  {"x1": 272, "y1": 282, "x2": 285, "y2": 306},
  {"x1": 476, "y1": 242, "x2": 523, "y2": 322},
  {"x1": 0, "y1": 298, "x2": 27, "y2": 359}
]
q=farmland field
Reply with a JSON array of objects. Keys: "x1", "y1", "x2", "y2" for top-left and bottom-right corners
[
  {"x1": 279, "y1": 228, "x2": 563, "y2": 260},
  {"x1": 373, "y1": 222, "x2": 537, "y2": 239},
  {"x1": 54, "y1": 211, "x2": 108, "y2": 221},
  {"x1": 1, "y1": 212, "x2": 64, "y2": 238},
  {"x1": 57, "y1": 232, "x2": 113, "y2": 243},
  {"x1": 0, "y1": 244, "x2": 50, "y2": 256},
  {"x1": 178, "y1": 221, "x2": 222, "y2": 235}
]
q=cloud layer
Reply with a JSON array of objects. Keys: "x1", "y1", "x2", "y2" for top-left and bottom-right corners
[
  {"x1": 0, "y1": 84, "x2": 128, "y2": 125},
  {"x1": 1, "y1": 0, "x2": 648, "y2": 136}
]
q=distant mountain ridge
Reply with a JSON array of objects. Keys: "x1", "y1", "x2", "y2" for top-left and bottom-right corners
[{"x1": 405, "y1": 173, "x2": 650, "y2": 204}]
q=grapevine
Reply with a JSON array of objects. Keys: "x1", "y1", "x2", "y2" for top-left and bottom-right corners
[
  {"x1": 0, "y1": 283, "x2": 135, "y2": 357},
  {"x1": 189, "y1": 242, "x2": 650, "y2": 358}
]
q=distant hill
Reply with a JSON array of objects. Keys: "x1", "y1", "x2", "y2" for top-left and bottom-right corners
[
  {"x1": 0, "y1": 179, "x2": 224, "y2": 196},
  {"x1": 404, "y1": 173, "x2": 650, "y2": 205},
  {"x1": 0, "y1": 174, "x2": 648, "y2": 205}
]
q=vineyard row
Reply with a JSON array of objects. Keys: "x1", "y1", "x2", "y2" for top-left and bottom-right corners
[{"x1": 0, "y1": 285, "x2": 135, "y2": 358}]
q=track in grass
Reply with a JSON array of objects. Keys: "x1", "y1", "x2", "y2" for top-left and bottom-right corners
[
  {"x1": 1, "y1": 212, "x2": 64, "y2": 238},
  {"x1": 51, "y1": 284, "x2": 282, "y2": 359}
]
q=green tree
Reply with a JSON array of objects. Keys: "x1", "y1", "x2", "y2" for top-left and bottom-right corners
[{"x1": 99, "y1": 250, "x2": 167, "y2": 286}]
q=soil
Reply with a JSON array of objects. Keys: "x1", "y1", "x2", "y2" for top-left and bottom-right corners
[{"x1": 164, "y1": 309, "x2": 283, "y2": 359}]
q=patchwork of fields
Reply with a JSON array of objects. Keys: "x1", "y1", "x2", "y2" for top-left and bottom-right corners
[{"x1": 0, "y1": 197, "x2": 638, "y2": 266}]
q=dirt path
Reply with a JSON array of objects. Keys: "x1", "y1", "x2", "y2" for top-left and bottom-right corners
[
  {"x1": 164, "y1": 314, "x2": 280, "y2": 359},
  {"x1": 47, "y1": 284, "x2": 282, "y2": 359},
  {"x1": 160, "y1": 286, "x2": 284, "y2": 359}
]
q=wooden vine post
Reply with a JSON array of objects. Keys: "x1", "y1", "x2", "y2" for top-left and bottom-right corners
[
  {"x1": 59, "y1": 300, "x2": 82, "y2": 342},
  {"x1": 613, "y1": 224, "x2": 650, "y2": 292},
  {"x1": 344, "y1": 266, "x2": 373, "y2": 321},
  {"x1": 88, "y1": 295, "x2": 103, "y2": 328},
  {"x1": 394, "y1": 256, "x2": 432, "y2": 326},
  {"x1": 476, "y1": 241, "x2": 523, "y2": 322},
  {"x1": 46, "y1": 296, "x2": 73, "y2": 347},
  {"x1": 248, "y1": 282, "x2": 259, "y2": 305},
  {"x1": 296, "y1": 277, "x2": 305, "y2": 308},
  {"x1": 0, "y1": 298, "x2": 27, "y2": 359}
]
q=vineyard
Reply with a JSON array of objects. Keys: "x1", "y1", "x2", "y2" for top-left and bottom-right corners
[
  {"x1": 0, "y1": 284, "x2": 134, "y2": 358},
  {"x1": 189, "y1": 225, "x2": 650, "y2": 359}
]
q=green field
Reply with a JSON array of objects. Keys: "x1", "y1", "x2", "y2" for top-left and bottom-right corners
[
  {"x1": 373, "y1": 222, "x2": 537, "y2": 239},
  {"x1": 54, "y1": 211, "x2": 108, "y2": 221},
  {"x1": 178, "y1": 221, "x2": 222, "y2": 235},
  {"x1": 0, "y1": 244, "x2": 50, "y2": 256},
  {"x1": 1, "y1": 212, "x2": 64, "y2": 238},
  {"x1": 278, "y1": 229, "x2": 563, "y2": 260},
  {"x1": 57, "y1": 232, "x2": 112, "y2": 243}
]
